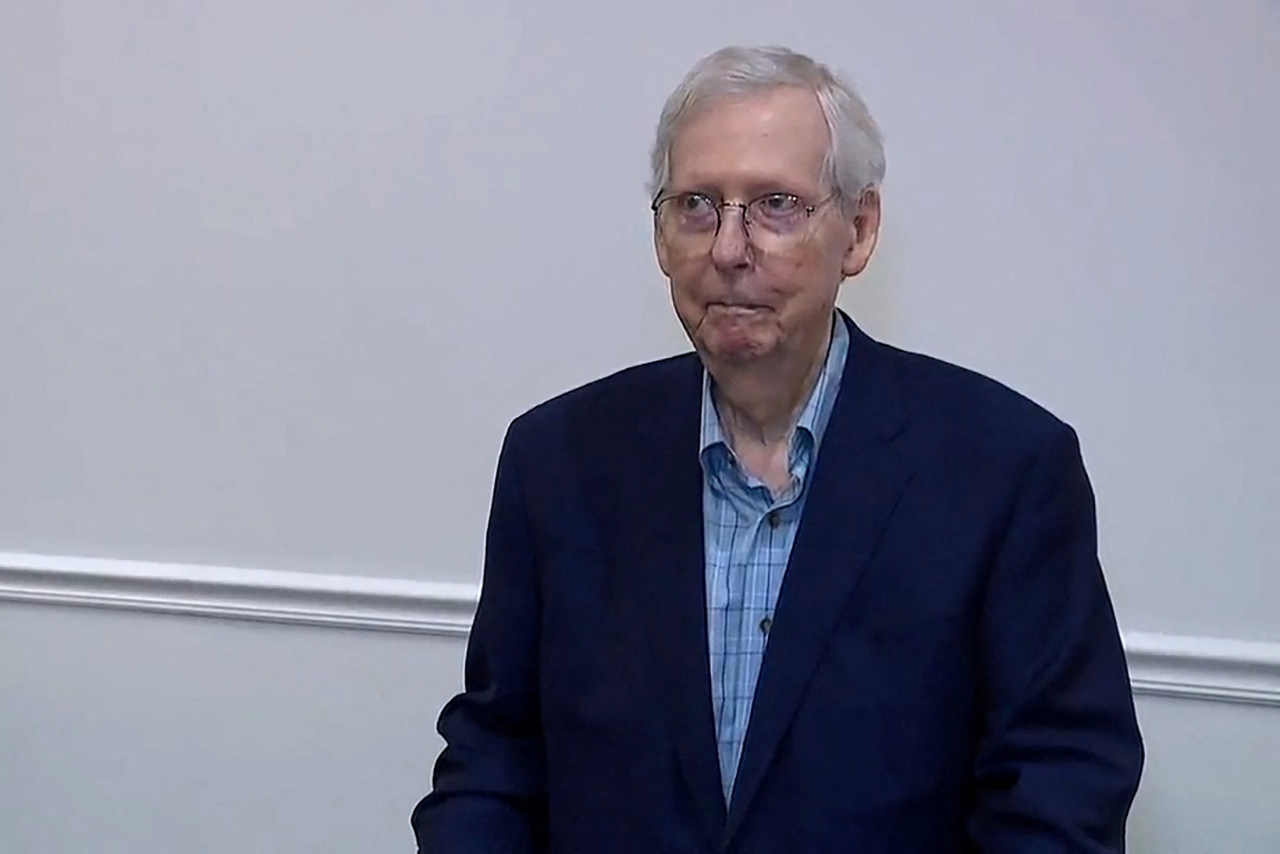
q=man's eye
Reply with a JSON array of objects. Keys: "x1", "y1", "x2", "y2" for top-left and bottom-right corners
[
  {"x1": 678, "y1": 194, "x2": 715, "y2": 214},
  {"x1": 758, "y1": 193, "x2": 801, "y2": 213}
]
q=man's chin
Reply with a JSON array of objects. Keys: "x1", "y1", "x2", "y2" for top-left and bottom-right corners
[{"x1": 696, "y1": 329, "x2": 777, "y2": 364}]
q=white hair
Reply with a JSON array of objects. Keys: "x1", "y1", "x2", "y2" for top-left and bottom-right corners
[{"x1": 648, "y1": 45, "x2": 886, "y2": 206}]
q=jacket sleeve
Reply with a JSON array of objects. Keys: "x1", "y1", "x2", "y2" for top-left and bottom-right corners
[
  {"x1": 412, "y1": 426, "x2": 547, "y2": 853},
  {"x1": 967, "y1": 424, "x2": 1144, "y2": 853}
]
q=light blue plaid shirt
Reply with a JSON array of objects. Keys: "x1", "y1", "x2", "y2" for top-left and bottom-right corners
[{"x1": 699, "y1": 315, "x2": 850, "y2": 802}]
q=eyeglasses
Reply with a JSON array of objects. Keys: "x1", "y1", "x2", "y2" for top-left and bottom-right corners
[{"x1": 651, "y1": 190, "x2": 839, "y2": 253}]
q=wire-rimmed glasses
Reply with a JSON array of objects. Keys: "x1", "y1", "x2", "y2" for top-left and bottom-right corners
[{"x1": 651, "y1": 190, "x2": 839, "y2": 254}]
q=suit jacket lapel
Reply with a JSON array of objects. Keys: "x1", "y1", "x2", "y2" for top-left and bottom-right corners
[
  {"x1": 613, "y1": 355, "x2": 727, "y2": 848},
  {"x1": 724, "y1": 316, "x2": 915, "y2": 841}
]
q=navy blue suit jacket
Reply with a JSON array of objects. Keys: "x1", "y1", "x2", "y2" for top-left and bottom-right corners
[{"x1": 413, "y1": 314, "x2": 1143, "y2": 852}]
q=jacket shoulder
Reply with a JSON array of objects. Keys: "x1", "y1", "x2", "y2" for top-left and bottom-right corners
[
  {"x1": 872, "y1": 338, "x2": 1075, "y2": 450},
  {"x1": 506, "y1": 352, "x2": 699, "y2": 444}
]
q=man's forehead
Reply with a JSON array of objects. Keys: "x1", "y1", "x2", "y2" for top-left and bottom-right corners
[
  {"x1": 674, "y1": 87, "x2": 827, "y2": 143},
  {"x1": 667, "y1": 87, "x2": 830, "y2": 189}
]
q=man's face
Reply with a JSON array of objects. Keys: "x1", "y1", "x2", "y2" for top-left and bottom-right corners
[{"x1": 654, "y1": 87, "x2": 879, "y2": 367}]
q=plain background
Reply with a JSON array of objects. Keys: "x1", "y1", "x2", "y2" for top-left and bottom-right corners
[{"x1": 2, "y1": 0, "x2": 1277, "y2": 850}]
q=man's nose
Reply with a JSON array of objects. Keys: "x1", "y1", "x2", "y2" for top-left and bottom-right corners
[{"x1": 710, "y1": 205, "x2": 752, "y2": 269}]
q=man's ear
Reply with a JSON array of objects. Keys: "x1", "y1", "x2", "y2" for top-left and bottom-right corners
[{"x1": 841, "y1": 189, "x2": 882, "y2": 278}]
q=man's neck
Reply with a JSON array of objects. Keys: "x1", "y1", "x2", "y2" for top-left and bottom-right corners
[{"x1": 708, "y1": 318, "x2": 834, "y2": 449}]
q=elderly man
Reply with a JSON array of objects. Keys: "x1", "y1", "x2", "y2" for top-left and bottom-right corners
[{"x1": 413, "y1": 46, "x2": 1143, "y2": 852}]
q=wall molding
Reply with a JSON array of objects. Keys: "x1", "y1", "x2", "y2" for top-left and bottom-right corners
[
  {"x1": 0, "y1": 551, "x2": 475, "y2": 637},
  {"x1": 3, "y1": 551, "x2": 1278, "y2": 707},
  {"x1": 1123, "y1": 632, "x2": 1280, "y2": 707}
]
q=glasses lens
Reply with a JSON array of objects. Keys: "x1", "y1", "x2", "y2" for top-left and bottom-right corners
[
  {"x1": 660, "y1": 194, "x2": 718, "y2": 233},
  {"x1": 747, "y1": 194, "x2": 805, "y2": 234}
]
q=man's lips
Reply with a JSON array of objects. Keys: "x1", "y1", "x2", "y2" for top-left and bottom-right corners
[{"x1": 708, "y1": 302, "x2": 771, "y2": 312}]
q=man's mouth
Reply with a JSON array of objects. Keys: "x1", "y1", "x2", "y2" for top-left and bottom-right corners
[{"x1": 710, "y1": 302, "x2": 770, "y2": 314}]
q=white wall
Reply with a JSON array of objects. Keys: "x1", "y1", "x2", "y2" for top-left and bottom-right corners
[
  {"x1": 1, "y1": 0, "x2": 1277, "y2": 851},
  {"x1": 0, "y1": 601, "x2": 458, "y2": 853},
  {"x1": 1130, "y1": 697, "x2": 1280, "y2": 853}
]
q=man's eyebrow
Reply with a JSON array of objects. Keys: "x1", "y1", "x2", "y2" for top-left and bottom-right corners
[{"x1": 666, "y1": 180, "x2": 815, "y2": 199}]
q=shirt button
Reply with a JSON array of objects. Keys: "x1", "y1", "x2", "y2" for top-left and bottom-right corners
[
  {"x1": 767, "y1": 511, "x2": 781, "y2": 528},
  {"x1": 759, "y1": 615, "x2": 773, "y2": 634}
]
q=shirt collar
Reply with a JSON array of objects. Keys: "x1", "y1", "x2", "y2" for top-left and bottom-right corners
[{"x1": 698, "y1": 313, "x2": 850, "y2": 461}]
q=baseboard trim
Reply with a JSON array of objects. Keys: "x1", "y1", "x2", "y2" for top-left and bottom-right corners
[{"x1": 3, "y1": 551, "x2": 1278, "y2": 706}]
